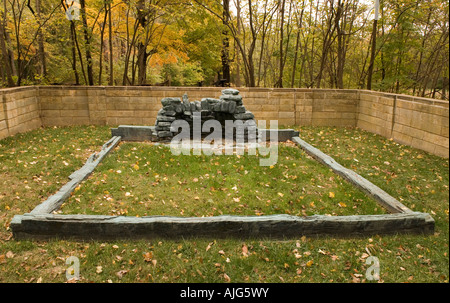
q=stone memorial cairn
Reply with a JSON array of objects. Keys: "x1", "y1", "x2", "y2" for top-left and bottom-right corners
[{"x1": 153, "y1": 89, "x2": 260, "y2": 143}]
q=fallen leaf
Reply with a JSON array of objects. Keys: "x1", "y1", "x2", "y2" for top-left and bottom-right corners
[
  {"x1": 296, "y1": 268, "x2": 302, "y2": 275},
  {"x1": 306, "y1": 260, "x2": 314, "y2": 267},
  {"x1": 143, "y1": 252, "x2": 153, "y2": 262},
  {"x1": 242, "y1": 245, "x2": 249, "y2": 257},
  {"x1": 278, "y1": 192, "x2": 284, "y2": 197},
  {"x1": 223, "y1": 273, "x2": 231, "y2": 282},
  {"x1": 338, "y1": 202, "x2": 347, "y2": 208},
  {"x1": 116, "y1": 270, "x2": 128, "y2": 279},
  {"x1": 218, "y1": 250, "x2": 225, "y2": 255},
  {"x1": 6, "y1": 251, "x2": 14, "y2": 259},
  {"x1": 96, "y1": 266, "x2": 103, "y2": 274},
  {"x1": 329, "y1": 192, "x2": 335, "y2": 198},
  {"x1": 206, "y1": 242, "x2": 213, "y2": 251}
]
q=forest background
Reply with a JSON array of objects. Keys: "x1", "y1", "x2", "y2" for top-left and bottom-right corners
[{"x1": 0, "y1": 0, "x2": 448, "y2": 100}]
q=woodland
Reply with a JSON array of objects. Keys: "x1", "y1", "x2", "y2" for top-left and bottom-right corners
[{"x1": 0, "y1": 0, "x2": 448, "y2": 99}]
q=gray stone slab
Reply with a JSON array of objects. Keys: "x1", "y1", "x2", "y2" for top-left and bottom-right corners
[
  {"x1": 222, "y1": 88, "x2": 240, "y2": 95},
  {"x1": 156, "y1": 115, "x2": 176, "y2": 122},
  {"x1": 220, "y1": 94, "x2": 243, "y2": 102},
  {"x1": 161, "y1": 97, "x2": 181, "y2": 106},
  {"x1": 234, "y1": 111, "x2": 255, "y2": 120},
  {"x1": 10, "y1": 212, "x2": 435, "y2": 240},
  {"x1": 157, "y1": 131, "x2": 173, "y2": 138},
  {"x1": 259, "y1": 129, "x2": 300, "y2": 142},
  {"x1": 235, "y1": 106, "x2": 246, "y2": 113}
]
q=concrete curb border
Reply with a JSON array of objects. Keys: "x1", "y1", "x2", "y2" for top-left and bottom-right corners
[{"x1": 10, "y1": 130, "x2": 435, "y2": 240}]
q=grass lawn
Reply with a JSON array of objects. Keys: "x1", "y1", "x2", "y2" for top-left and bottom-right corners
[
  {"x1": 60, "y1": 142, "x2": 384, "y2": 217},
  {"x1": 0, "y1": 125, "x2": 448, "y2": 283}
]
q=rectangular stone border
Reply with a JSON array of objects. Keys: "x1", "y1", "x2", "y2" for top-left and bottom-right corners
[{"x1": 10, "y1": 132, "x2": 435, "y2": 240}]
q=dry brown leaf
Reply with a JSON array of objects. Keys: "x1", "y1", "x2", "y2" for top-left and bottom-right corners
[
  {"x1": 116, "y1": 270, "x2": 128, "y2": 279},
  {"x1": 143, "y1": 252, "x2": 153, "y2": 262},
  {"x1": 223, "y1": 273, "x2": 231, "y2": 282},
  {"x1": 206, "y1": 242, "x2": 214, "y2": 251},
  {"x1": 242, "y1": 244, "x2": 249, "y2": 257}
]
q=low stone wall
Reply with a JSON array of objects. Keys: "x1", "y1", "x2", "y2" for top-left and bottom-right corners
[
  {"x1": 38, "y1": 86, "x2": 360, "y2": 128},
  {"x1": 357, "y1": 90, "x2": 449, "y2": 157},
  {"x1": 0, "y1": 86, "x2": 41, "y2": 139},
  {"x1": 0, "y1": 86, "x2": 448, "y2": 157}
]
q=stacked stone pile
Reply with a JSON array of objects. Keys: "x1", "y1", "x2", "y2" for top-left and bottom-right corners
[{"x1": 154, "y1": 89, "x2": 259, "y2": 142}]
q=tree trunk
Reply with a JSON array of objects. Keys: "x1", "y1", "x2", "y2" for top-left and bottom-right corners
[
  {"x1": 69, "y1": 21, "x2": 80, "y2": 85},
  {"x1": 221, "y1": 0, "x2": 231, "y2": 86},
  {"x1": 234, "y1": 0, "x2": 241, "y2": 87},
  {"x1": 98, "y1": 2, "x2": 108, "y2": 85},
  {"x1": 335, "y1": 0, "x2": 344, "y2": 89},
  {"x1": 137, "y1": 42, "x2": 148, "y2": 85},
  {"x1": 0, "y1": 18, "x2": 15, "y2": 86},
  {"x1": 274, "y1": 0, "x2": 286, "y2": 88},
  {"x1": 108, "y1": 1, "x2": 114, "y2": 86},
  {"x1": 367, "y1": 19, "x2": 378, "y2": 90},
  {"x1": 315, "y1": 0, "x2": 336, "y2": 88},
  {"x1": 36, "y1": 0, "x2": 46, "y2": 79},
  {"x1": 80, "y1": 0, "x2": 94, "y2": 85}
]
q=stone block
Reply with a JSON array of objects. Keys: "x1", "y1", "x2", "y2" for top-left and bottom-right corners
[
  {"x1": 234, "y1": 111, "x2": 255, "y2": 120},
  {"x1": 61, "y1": 109, "x2": 89, "y2": 117},
  {"x1": 158, "y1": 131, "x2": 173, "y2": 138},
  {"x1": 156, "y1": 115, "x2": 176, "y2": 122},
  {"x1": 279, "y1": 112, "x2": 295, "y2": 119},
  {"x1": 222, "y1": 88, "x2": 240, "y2": 95},
  {"x1": 434, "y1": 145, "x2": 449, "y2": 158}
]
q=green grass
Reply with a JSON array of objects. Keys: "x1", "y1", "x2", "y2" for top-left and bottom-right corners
[
  {"x1": 60, "y1": 142, "x2": 384, "y2": 217},
  {"x1": 0, "y1": 125, "x2": 448, "y2": 283}
]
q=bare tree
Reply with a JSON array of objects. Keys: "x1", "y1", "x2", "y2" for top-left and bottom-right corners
[{"x1": 0, "y1": 11, "x2": 15, "y2": 86}]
